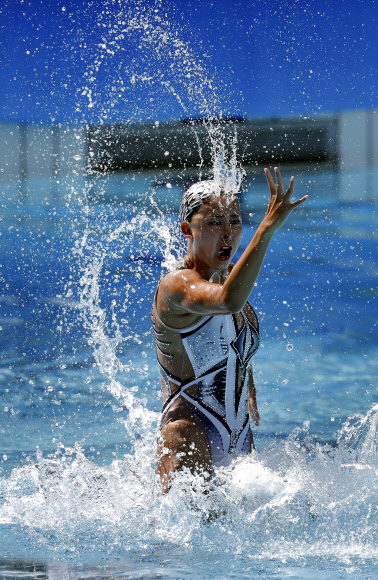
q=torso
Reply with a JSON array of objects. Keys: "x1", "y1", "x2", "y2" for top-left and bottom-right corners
[{"x1": 152, "y1": 287, "x2": 260, "y2": 464}]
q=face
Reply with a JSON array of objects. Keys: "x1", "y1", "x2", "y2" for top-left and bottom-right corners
[{"x1": 183, "y1": 195, "x2": 243, "y2": 274}]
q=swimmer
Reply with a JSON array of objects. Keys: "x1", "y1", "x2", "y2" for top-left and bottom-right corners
[{"x1": 152, "y1": 167, "x2": 308, "y2": 492}]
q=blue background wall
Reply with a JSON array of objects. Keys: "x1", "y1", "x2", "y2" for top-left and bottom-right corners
[{"x1": 0, "y1": 0, "x2": 376, "y2": 125}]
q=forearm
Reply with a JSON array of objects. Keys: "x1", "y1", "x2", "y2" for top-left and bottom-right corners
[
  {"x1": 220, "y1": 167, "x2": 308, "y2": 313},
  {"x1": 221, "y1": 221, "x2": 274, "y2": 312},
  {"x1": 247, "y1": 366, "x2": 259, "y2": 426}
]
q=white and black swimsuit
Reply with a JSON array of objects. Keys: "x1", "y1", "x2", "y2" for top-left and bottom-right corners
[{"x1": 152, "y1": 295, "x2": 260, "y2": 465}]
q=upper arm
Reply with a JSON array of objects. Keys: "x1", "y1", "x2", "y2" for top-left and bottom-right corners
[{"x1": 158, "y1": 269, "x2": 232, "y2": 318}]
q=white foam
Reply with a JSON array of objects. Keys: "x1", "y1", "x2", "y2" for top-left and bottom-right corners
[{"x1": 0, "y1": 407, "x2": 376, "y2": 565}]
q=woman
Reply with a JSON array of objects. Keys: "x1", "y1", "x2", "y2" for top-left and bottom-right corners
[{"x1": 152, "y1": 167, "x2": 308, "y2": 491}]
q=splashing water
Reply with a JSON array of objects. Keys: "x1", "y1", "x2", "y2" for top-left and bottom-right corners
[
  {"x1": 74, "y1": 0, "x2": 247, "y2": 412},
  {"x1": 2, "y1": 2, "x2": 377, "y2": 578},
  {"x1": 80, "y1": 0, "x2": 245, "y2": 191},
  {"x1": 73, "y1": 201, "x2": 181, "y2": 445},
  {"x1": 68, "y1": 7, "x2": 377, "y2": 570},
  {"x1": 79, "y1": 0, "x2": 226, "y2": 123},
  {"x1": 0, "y1": 407, "x2": 376, "y2": 572},
  {"x1": 207, "y1": 122, "x2": 246, "y2": 194},
  {"x1": 337, "y1": 404, "x2": 378, "y2": 465}
]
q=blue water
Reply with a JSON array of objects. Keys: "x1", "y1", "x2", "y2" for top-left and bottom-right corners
[{"x1": 0, "y1": 166, "x2": 377, "y2": 579}]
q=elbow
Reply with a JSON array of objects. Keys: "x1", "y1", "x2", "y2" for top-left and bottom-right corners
[
  {"x1": 222, "y1": 292, "x2": 247, "y2": 315},
  {"x1": 228, "y1": 302, "x2": 247, "y2": 315}
]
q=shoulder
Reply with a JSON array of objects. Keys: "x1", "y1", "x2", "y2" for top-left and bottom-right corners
[
  {"x1": 158, "y1": 268, "x2": 203, "y2": 300},
  {"x1": 157, "y1": 268, "x2": 202, "y2": 314},
  {"x1": 156, "y1": 269, "x2": 205, "y2": 329}
]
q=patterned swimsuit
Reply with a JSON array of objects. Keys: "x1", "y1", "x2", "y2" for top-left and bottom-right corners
[{"x1": 152, "y1": 294, "x2": 260, "y2": 465}]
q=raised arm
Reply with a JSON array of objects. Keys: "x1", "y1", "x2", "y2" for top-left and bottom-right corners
[
  {"x1": 219, "y1": 167, "x2": 308, "y2": 312},
  {"x1": 157, "y1": 167, "x2": 308, "y2": 324}
]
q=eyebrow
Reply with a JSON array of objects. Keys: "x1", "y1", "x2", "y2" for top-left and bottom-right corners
[{"x1": 206, "y1": 213, "x2": 241, "y2": 218}]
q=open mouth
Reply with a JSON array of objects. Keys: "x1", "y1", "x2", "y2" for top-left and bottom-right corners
[{"x1": 218, "y1": 246, "x2": 232, "y2": 261}]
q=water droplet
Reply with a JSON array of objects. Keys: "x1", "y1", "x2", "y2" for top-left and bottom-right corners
[{"x1": 286, "y1": 343, "x2": 293, "y2": 351}]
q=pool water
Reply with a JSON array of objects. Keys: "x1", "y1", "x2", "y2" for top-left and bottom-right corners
[{"x1": 0, "y1": 166, "x2": 377, "y2": 579}]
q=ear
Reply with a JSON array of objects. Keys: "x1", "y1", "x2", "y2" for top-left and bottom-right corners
[{"x1": 181, "y1": 221, "x2": 193, "y2": 239}]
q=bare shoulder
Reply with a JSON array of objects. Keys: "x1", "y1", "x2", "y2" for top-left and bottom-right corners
[
  {"x1": 158, "y1": 268, "x2": 203, "y2": 303},
  {"x1": 156, "y1": 268, "x2": 204, "y2": 328}
]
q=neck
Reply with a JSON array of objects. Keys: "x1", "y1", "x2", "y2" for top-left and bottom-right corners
[{"x1": 184, "y1": 253, "x2": 229, "y2": 283}]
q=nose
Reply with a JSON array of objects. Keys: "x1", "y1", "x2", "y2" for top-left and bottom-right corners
[{"x1": 222, "y1": 223, "x2": 232, "y2": 241}]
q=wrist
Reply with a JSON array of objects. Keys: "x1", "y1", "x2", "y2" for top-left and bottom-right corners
[{"x1": 256, "y1": 220, "x2": 275, "y2": 241}]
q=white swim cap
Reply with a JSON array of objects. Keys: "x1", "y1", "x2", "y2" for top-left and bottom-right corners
[{"x1": 179, "y1": 180, "x2": 239, "y2": 222}]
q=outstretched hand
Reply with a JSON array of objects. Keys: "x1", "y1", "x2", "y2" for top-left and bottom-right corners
[{"x1": 262, "y1": 167, "x2": 308, "y2": 233}]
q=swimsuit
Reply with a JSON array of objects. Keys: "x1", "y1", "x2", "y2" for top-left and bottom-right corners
[{"x1": 152, "y1": 295, "x2": 260, "y2": 465}]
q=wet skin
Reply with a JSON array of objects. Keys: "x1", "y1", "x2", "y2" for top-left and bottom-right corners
[{"x1": 155, "y1": 167, "x2": 308, "y2": 492}]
